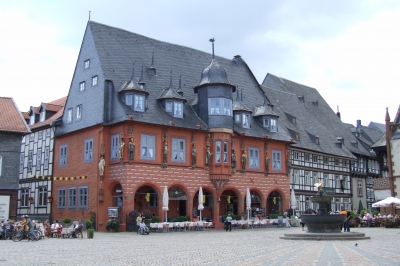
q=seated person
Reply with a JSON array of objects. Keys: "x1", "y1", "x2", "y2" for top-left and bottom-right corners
[
  {"x1": 67, "y1": 220, "x2": 83, "y2": 238},
  {"x1": 139, "y1": 221, "x2": 149, "y2": 233}
]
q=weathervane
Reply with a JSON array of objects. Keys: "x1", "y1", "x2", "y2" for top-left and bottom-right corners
[{"x1": 209, "y1": 38, "x2": 215, "y2": 59}]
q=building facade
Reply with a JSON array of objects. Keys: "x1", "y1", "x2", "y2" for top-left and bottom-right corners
[
  {"x1": 0, "y1": 97, "x2": 30, "y2": 221},
  {"x1": 18, "y1": 97, "x2": 66, "y2": 221},
  {"x1": 52, "y1": 21, "x2": 293, "y2": 231}
]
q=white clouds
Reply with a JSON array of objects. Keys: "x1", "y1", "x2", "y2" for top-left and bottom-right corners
[{"x1": 0, "y1": 10, "x2": 76, "y2": 111}]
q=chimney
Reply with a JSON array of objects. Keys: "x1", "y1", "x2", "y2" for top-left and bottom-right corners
[
  {"x1": 356, "y1": 119, "x2": 362, "y2": 134},
  {"x1": 336, "y1": 105, "x2": 341, "y2": 119}
]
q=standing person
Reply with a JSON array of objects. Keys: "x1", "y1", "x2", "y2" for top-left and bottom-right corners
[
  {"x1": 300, "y1": 212, "x2": 305, "y2": 231},
  {"x1": 225, "y1": 214, "x2": 232, "y2": 232},
  {"x1": 339, "y1": 209, "x2": 347, "y2": 231},
  {"x1": 20, "y1": 215, "x2": 37, "y2": 240},
  {"x1": 346, "y1": 210, "x2": 351, "y2": 232}
]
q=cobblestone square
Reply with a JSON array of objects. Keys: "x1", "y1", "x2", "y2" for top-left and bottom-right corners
[{"x1": 1, "y1": 227, "x2": 399, "y2": 265}]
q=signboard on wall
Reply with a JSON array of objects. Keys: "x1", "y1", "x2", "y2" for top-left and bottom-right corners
[
  {"x1": 0, "y1": 196, "x2": 10, "y2": 221},
  {"x1": 108, "y1": 207, "x2": 119, "y2": 218}
]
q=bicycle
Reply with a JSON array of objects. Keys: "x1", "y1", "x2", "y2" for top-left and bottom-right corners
[{"x1": 12, "y1": 229, "x2": 39, "y2": 242}]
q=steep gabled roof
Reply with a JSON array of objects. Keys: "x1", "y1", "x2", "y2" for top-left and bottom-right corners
[
  {"x1": 260, "y1": 85, "x2": 355, "y2": 159},
  {"x1": 0, "y1": 97, "x2": 30, "y2": 133},
  {"x1": 26, "y1": 96, "x2": 67, "y2": 131},
  {"x1": 85, "y1": 21, "x2": 290, "y2": 141},
  {"x1": 262, "y1": 73, "x2": 370, "y2": 157}
]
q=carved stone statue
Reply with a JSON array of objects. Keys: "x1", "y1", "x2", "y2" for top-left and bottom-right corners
[
  {"x1": 163, "y1": 142, "x2": 169, "y2": 163},
  {"x1": 98, "y1": 156, "x2": 105, "y2": 176},
  {"x1": 231, "y1": 149, "x2": 237, "y2": 169},
  {"x1": 119, "y1": 138, "x2": 125, "y2": 159},
  {"x1": 265, "y1": 154, "x2": 270, "y2": 171},
  {"x1": 128, "y1": 138, "x2": 135, "y2": 160},
  {"x1": 241, "y1": 150, "x2": 247, "y2": 170},
  {"x1": 205, "y1": 146, "x2": 212, "y2": 167},
  {"x1": 191, "y1": 147, "x2": 197, "y2": 165}
]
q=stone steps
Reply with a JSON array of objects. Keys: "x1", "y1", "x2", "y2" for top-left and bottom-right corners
[{"x1": 280, "y1": 232, "x2": 370, "y2": 240}]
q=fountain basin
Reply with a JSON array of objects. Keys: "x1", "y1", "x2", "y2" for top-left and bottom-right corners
[{"x1": 301, "y1": 214, "x2": 346, "y2": 233}]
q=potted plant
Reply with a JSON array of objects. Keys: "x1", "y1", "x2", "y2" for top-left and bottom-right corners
[
  {"x1": 88, "y1": 229, "x2": 94, "y2": 238},
  {"x1": 141, "y1": 209, "x2": 153, "y2": 226},
  {"x1": 350, "y1": 210, "x2": 360, "y2": 227},
  {"x1": 85, "y1": 219, "x2": 93, "y2": 237},
  {"x1": 63, "y1": 217, "x2": 72, "y2": 227},
  {"x1": 28, "y1": 196, "x2": 34, "y2": 203},
  {"x1": 47, "y1": 195, "x2": 54, "y2": 203},
  {"x1": 106, "y1": 219, "x2": 120, "y2": 232}
]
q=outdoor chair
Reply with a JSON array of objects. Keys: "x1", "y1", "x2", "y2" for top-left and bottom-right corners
[
  {"x1": 74, "y1": 227, "x2": 83, "y2": 238},
  {"x1": 177, "y1": 222, "x2": 185, "y2": 231},
  {"x1": 197, "y1": 221, "x2": 205, "y2": 231},
  {"x1": 157, "y1": 223, "x2": 164, "y2": 232}
]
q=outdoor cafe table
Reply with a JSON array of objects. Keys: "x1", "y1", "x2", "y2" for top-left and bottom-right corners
[{"x1": 61, "y1": 228, "x2": 73, "y2": 238}]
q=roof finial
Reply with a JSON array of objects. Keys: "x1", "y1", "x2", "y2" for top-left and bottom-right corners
[
  {"x1": 209, "y1": 38, "x2": 215, "y2": 59},
  {"x1": 241, "y1": 89, "x2": 243, "y2": 102},
  {"x1": 131, "y1": 64, "x2": 135, "y2": 80},
  {"x1": 89, "y1": 11, "x2": 91, "y2": 21},
  {"x1": 169, "y1": 70, "x2": 173, "y2": 89}
]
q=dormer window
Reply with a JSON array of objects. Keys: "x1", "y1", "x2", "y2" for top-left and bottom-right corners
[
  {"x1": 125, "y1": 94, "x2": 133, "y2": 105},
  {"x1": 134, "y1": 94, "x2": 145, "y2": 112},
  {"x1": 30, "y1": 114, "x2": 35, "y2": 125},
  {"x1": 209, "y1": 98, "x2": 232, "y2": 116},
  {"x1": 39, "y1": 110, "x2": 45, "y2": 122},
  {"x1": 235, "y1": 112, "x2": 250, "y2": 128},
  {"x1": 174, "y1": 102, "x2": 183, "y2": 118},
  {"x1": 262, "y1": 118, "x2": 277, "y2": 132}
]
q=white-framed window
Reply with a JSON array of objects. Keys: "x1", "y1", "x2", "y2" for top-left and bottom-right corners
[
  {"x1": 38, "y1": 131, "x2": 43, "y2": 139},
  {"x1": 58, "y1": 188, "x2": 66, "y2": 209},
  {"x1": 84, "y1": 139, "x2": 93, "y2": 162},
  {"x1": 166, "y1": 101, "x2": 172, "y2": 112},
  {"x1": 79, "y1": 186, "x2": 88, "y2": 209},
  {"x1": 335, "y1": 175, "x2": 340, "y2": 188},
  {"x1": 323, "y1": 157, "x2": 329, "y2": 165},
  {"x1": 141, "y1": 134, "x2": 155, "y2": 160},
  {"x1": 249, "y1": 147, "x2": 260, "y2": 168},
  {"x1": 335, "y1": 159, "x2": 339, "y2": 166},
  {"x1": 292, "y1": 170, "x2": 299, "y2": 184},
  {"x1": 208, "y1": 98, "x2": 232, "y2": 116},
  {"x1": 76, "y1": 105, "x2": 82, "y2": 121},
  {"x1": 36, "y1": 148, "x2": 42, "y2": 169},
  {"x1": 272, "y1": 150, "x2": 281, "y2": 170},
  {"x1": 28, "y1": 150, "x2": 33, "y2": 172},
  {"x1": 44, "y1": 147, "x2": 49, "y2": 170},
  {"x1": 68, "y1": 187, "x2": 76, "y2": 209},
  {"x1": 263, "y1": 119, "x2": 269, "y2": 127},
  {"x1": 235, "y1": 114, "x2": 240, "y2": 123},
  {"x1": 111, "y1": 135, "x2": 119, "y2": 160},
  {"x1": 215, "y1": 141, "x2": 222, "y2": 163},
  {"x1": 357, "y1": 181, "x2": 363, "y2": 196},
  {"x1": 304, "y1": 171, "x2": 310, "y2": 185},
  {"x1": 174, "y1": 102, "x2": 183, "y2": 118},
  {"x1": 59, "y1": 145, "x2": 68, "y2": 167},
  {"x1": 79, "y1": 81, "x2": 85, "y2": 91},
  {"x1": 92, "y1": 75, "x2": 98, "y2": 87},
  {"x1": 21, "y1": 136, "x2": 25, "y2": 143},
  {"x1": 172, "y1": 138, "x2": 185, "y2": 162},
  {"x1": 304, "y1": 154, "x2": 310, "y2": 162},
  {"x1": 223, "y1": 141, "x2": 228, "y2": 164},
  {"x1": 323, "y1": 174, "x2": 329, "y2": 187},
  {"x1": 313, "y1": 155, "x2": 318, "y2": 163},
  {"x1": 294, "y1": 151, "x2": 299, "y2": 160},
  {"x1": 125, "y1": 94, "x2": 133, "y2": 105},
  {"x1": 30, "y1": 133, "x2": 34, "y2": 141},
  {"x1": 84, "y1": 59, "x2": 90, "y2": 69},
  {"x1": 38, "y1": 186, "x2": 47, "y2": 206},
  {"x1": 67, "y1": 108, "x2": 73, "y2": 123},
  {"x1": 21, "y1": 188, "x2": 29, "y2": 207},
  {"x1": 270, "y1": 119, "x2": 277, "y2": 132},
  {"x1": 19, "y1": 153, "x2": 24, "y2": 173},
  {"x1": 46, "y1": 128, "x2": 50, "y2": 137},
  {"x1": 242, "y1": 114, "x2": 250, "y2": 128},
  {"x1": 134, "y1": 94, "x2": 145, "y2": 112}
]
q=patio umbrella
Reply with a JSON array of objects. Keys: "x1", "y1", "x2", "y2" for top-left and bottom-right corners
[
  {"x1": 246, "y1": 188, "x2": 251, "y2": 223},
  {"x1": 290, "y1": 189, "x2": 296, "y2": 209},
  {"x1": 358, "y1": 200, "x2": 364, "y2": 213},
  {"x1": 372, "y1": 197, "x2": 400, "y2": 215},
  {"x1": 198, "y1": 187, "x2": 204, "y2": 221},
  {"x1": 162, "y1": 186, "x2": 169, "y2": 222}
]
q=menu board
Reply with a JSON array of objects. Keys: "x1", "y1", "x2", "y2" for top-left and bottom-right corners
[{"x1": 0, "y1": 196, "x2": 10, "y2": 221}]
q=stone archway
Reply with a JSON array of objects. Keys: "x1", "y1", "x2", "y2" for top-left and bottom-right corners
[
  {"x1": 245, "y1": 190, "x2": 263, "y2": 219},
  {"x1": 193, "y1": 188, "x2": 214, "y2": 221},
  {"x1": 168, "y1": 186, "x2": 187, "y2": 218},
  {"x1": 267, "y1": 191, "x2": 283, "y2": 216},
  {"x1": 134, "y1": 185, "x2": 160, "y2": 216},
  {"x1": 220, "y1": 189, "x2": 240, "y2": 216}
]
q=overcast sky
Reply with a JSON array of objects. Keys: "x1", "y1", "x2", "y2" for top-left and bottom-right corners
[{"x1": 1, "y1": 0, "x2": 399, "y2": 126}]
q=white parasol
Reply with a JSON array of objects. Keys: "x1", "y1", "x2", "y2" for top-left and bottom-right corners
[
  {"x1": 198, "y1": 187, "x2": 204, "y2": 221},
  {"x1": 246, "y1": 188, "x2": 251, "y2": 223},
  {"x1": 372, "y1": 196, "x2": 400, "y2": 215},
  {"x1": 291, "y1": 189, "x2": 296, "y2": 209},
  {"x1": 162, "y1": 186, "x2": 169, "y2": 222}
]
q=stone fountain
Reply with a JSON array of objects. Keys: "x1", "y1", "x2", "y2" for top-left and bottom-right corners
[{"x1": 281, "y1": 184, "x2": 370, "y2": 240}]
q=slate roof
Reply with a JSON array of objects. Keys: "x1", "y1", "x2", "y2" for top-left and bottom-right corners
[
  {"x1": 0, "y1": 97, "x2": 30, "y2": 133},
  {"x1": 262, "y1": 74, "x2": 371, "y2": 157},
  {"x1": 87, "y1": 21, "x2": 291, "y2": 142},
  {"x1": 368, "y1": 122, "x2": 385, "y2": 133},
  {"x1": 260, "y1": 85, "x2": 355, "y2": 158}
]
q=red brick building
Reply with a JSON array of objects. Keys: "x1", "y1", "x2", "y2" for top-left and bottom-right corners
[{"x1": 52, "y1": 21, "x2": 292, "y2": 231}]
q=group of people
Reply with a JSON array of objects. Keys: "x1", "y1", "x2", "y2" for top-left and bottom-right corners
[
  {"x1": 1, "y1": 215, "x2": 37, "y2": 240},
  {"x1": 1, "y1": 219, "x2": 15, "y2": 239},
  {"x1": 136, "y1": 212, "x2": 149, "y2": 234}
]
